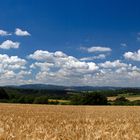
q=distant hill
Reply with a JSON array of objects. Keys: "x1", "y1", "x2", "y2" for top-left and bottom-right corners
[
  {"x1": 4, "y1": 84, "x2": 124, "y2": 91},
  {"x1": 18, "y1": 84, "x2": 67, "y2": 90}
]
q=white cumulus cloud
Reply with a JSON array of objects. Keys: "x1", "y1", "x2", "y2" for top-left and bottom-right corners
[
  {"x1": 28, "y1": 50, "x2": 99, "y2": 85},
  {"x1": 99, "y1": 60, "x2": 128, "y2": 68},
  {"x1": 124, "y1": 49, "x2": 140, "y2": 61},
  {"x1": 15, "y1": 28, "x2": 31, "y2": 36},
  {"x1": 0, "y1": 40, "x2": 20, "y2": 49},
  {"x1": 0, "y1": 29, "x2": 11, "y2": 36},
  {"x1": 0, "y1": 54, "x2": 29, "y2": 85}
]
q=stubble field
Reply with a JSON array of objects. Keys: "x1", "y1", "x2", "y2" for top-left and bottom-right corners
[{"x1": 0, "y1": 104, "x2": 140, "y2": 140}]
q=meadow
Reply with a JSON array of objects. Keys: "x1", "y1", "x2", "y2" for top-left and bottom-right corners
[
  {"x1": 108, "y1": 95, "x2": 140, "y2": 101},
  {"x1": 0, "y1": 104, "x2": 140, "y2": 140}
]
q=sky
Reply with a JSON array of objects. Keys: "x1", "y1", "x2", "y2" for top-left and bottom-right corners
[{"x1": 0, "y1": 0, "x2": 140, "y2": 87}]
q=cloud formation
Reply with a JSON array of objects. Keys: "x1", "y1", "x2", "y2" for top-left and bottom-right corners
[
  {"x1": 0, "y1": 27, "x2": 139, "y2": 88},
  {"x1": 0, "y1": 40, "x2": 20, "y2": 49},
  {"x1": 120, "y1": 43, "x2": 127, "y2": 47},
  {"x1": 27, "y1": 50, "x2": 140, "y2": 87},
  {"x1": 0, "y1": 54, "x2": 30, "y2": 85},
  {"x1": 81, "y1": 46, "x2": 112, "y2": 53},
  {"x1": 15, "y1": 28, "x2": 31, "y2": 36},
  {"x1": 0, "y1": 29, "x2": 11, "y2": 36},
  {"x1": 99, "y1": 60, "x2": 127, "y2": 69},
  {"x1": 124, "y1": 50, "x2": 140, "y2": 61},
  {"x1": 0, "y1": 49, "x2": 139, "y2": 86},
  {"x1": 80, "y1": 54, "x2": 106, "y2": 61}
]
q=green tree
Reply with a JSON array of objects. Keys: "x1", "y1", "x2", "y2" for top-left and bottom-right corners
[
  {"x1": 0, "y1": 88, "x2": 9, "y2": 99},
  {"x1": 114, "y1": 96, "x2": 129, "y2": 105},
  {"x1": 71, "y1": 93, "x2": 107, "y2": 105},
  {"x1": 33, "y1": 96, "x2": 48, "y2": 104}
]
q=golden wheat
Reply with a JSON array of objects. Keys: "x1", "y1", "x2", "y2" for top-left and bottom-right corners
[
  {"x1": 0, "y1": 104, "x2": 140, "y2": 140},
  {"x1": 108, "y1": 96, "x2": 140, "y2": 101}
]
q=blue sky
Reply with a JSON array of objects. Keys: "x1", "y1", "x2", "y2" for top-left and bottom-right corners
[{"x1": 0, "y1": 0, "x2": 140, "y2": 86}]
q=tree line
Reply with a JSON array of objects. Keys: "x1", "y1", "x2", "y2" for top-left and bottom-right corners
[{"x1": 0, "y1": 87, "x2": 140, "y2": 105}]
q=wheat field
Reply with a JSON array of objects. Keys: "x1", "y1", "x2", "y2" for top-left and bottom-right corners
[
  {"x1": 0, "y1": 104, "x2": 140, "y2": 140},
  {"x1": 108, "y1": 96, "x2": 140, "y2": 101}
]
